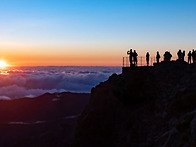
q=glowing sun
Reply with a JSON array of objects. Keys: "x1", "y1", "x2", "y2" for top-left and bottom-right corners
[{"x1": 0, "y1": 60, "x2": 8, "y2": 68}]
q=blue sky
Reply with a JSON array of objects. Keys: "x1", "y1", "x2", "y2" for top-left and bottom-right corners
[{"x1": 0, "y1": 0, "x2": 195, "y2": 65}]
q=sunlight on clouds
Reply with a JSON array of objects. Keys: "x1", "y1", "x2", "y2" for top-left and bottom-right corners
[{"x1": 0, "y1": 60, "x2": 9, "y2": 69}]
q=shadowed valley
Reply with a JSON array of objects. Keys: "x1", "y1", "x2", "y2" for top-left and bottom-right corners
[{"x1": 0, "y1": 92, "x2": 89, "y2": 147}]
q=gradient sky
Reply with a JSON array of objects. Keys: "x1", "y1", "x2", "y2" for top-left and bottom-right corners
[{"x1": 0, "y1": 0, "x2": 196, "y2": 66}]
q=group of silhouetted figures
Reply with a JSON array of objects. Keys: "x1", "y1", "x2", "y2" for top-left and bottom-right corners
[
  {"x1": 180, "y1": 49, "x2": 196, "y2": 64},
  {"x1": 175, "y1": 49, "x2": 196, "y2": 64},
  {"x1": 126, "y1": 49, "x2": 160, "y2": 66},
  {"x1": 127, "y1": 49, "x2": 196, "y2": 67},
  {"x1": 127, "y1": 49, "x2": 138, "y2": 66}
]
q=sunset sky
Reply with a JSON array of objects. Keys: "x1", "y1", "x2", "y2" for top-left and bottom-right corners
[{"x1": 0, "y1": 0, "x2": 196, "y2": 66}]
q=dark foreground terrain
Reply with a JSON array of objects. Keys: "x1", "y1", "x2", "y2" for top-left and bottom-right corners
[
  {"x1": 74, "y1": 61, "x2": 196, "y2": 147},
  {"x1": 0, "y1": 92, "x2": 90, "y2": 147}
]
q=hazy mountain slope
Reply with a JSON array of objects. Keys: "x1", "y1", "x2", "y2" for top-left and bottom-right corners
[{"x1": 0, "y1": 92, "x2": 90, "y2": 147}]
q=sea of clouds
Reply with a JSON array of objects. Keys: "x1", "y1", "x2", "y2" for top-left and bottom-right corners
[{"x1": 0, "y1": 66, "x2": 121, "y2": 100}]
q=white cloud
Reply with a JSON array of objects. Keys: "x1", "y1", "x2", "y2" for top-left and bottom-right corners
[
  {"x1": 0, "y1": 96, "x2": 11, "y2": 100},
  {"x1": 0, "y1": 66, "x2": 121, "y2": 99}
]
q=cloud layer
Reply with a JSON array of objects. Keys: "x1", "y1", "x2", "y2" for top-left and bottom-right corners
[{"x1": 0, "y1": 66, "x2": 121, "y2": 99}]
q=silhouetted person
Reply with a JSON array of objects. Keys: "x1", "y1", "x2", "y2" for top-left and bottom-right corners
[
  {"x1": 188, "y1": 51, "x2": 192, "y2": 64},
  {"x1": 133, "y1": 50, "x2": 138, "y2": 66},
  {"x1": 181, "y1": 51, "x2": 185, "y2": 61},
  {"x1": 127, "y1": 49, "x2": 133, "y2": 66},
  {"x1": 156, "y1": 51, "x2": 160, "y2": 63},
  {"x1": 192, "y1": 49, "x2": 196, "y2": 63},
  {"x1": 177, "y1": 49, "x2": 182, "y2": 60},
  {"x1": 146, "y1": 52, "x2": 150, "y2": 66},
  {"x1": 163, "y1": 51, "x2": 172, "y2": 62}
]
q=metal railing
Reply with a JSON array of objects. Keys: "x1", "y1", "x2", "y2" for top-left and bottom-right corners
[
  {"x1": 123, "y1": 56, "x2": 190, "y2": 67},
  {"x1": 123, "y1": 56, "x2": 163, "y2": 67}
]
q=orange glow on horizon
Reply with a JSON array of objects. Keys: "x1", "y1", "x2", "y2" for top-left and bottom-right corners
[
  {"x1": 0, "y1": 44, "x2": 184, "y2": 67},
  {"x1": 0, "y1": 49, "x2": 123, "y2": 66}
]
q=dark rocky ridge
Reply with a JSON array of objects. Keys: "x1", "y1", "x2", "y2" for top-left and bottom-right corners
[{"x1": 74, "y1": 61, "x2": 196, "y2": 147}]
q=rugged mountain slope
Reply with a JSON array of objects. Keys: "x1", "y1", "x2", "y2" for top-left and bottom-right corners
[{"x1": 74, "y1": 61, "x2": 196, "y2": 147}]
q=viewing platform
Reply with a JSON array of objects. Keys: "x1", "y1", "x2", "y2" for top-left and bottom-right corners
[
  {"x1": 122, "y1": 56, "x2": 157, "y2": 73},
  {"x1": 122, "y1": 56, "x2": 190, "y2": 74}
]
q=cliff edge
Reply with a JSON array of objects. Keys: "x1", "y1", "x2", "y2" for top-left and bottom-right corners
[{"x1": 73, "y1": 61, "x2": 196, "y2": 147}]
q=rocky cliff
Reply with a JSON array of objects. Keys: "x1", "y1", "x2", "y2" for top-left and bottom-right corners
[{"x1": 74, "y1": 61, "x2": 196, "y2": 147}]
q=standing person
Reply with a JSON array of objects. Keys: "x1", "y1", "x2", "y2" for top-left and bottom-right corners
[
  {"x1": 164, "y1": 51, "x2": 172, "y2": 62},
  {"x1": 133, "y1": 50, "x2": 138, "y2": 66},
  {"x1": 192, "y1": 49, "x2": 196, "y2": 63},
  {"x1": 156, "y1": 51, "x2": 160, "y2": 63},
  {"x1": 181, "y1": 51, "x2": 185, "y2": 61},
  {"x1": 177, "y1": 49, "x2": 182, "y2": 60},
  {"x1": 127, "y1": 49, "x2": 133, "y2": 67},
  {"x1": 146, "y1": 52, "x2": 150, "y2": 66},
  {"x1": 188, "y1": 51, "x2": 192, "y2": 64}
]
